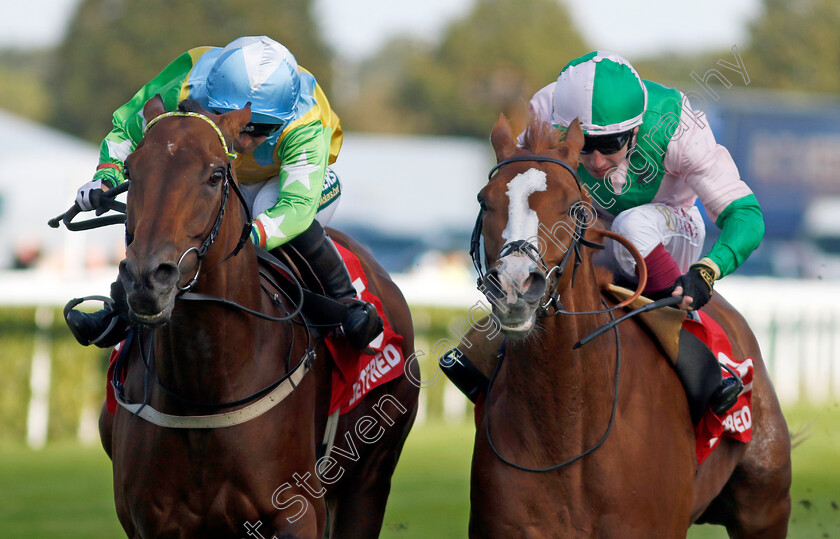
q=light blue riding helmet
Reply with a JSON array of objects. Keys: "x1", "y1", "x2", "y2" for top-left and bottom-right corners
[{"x1": 205, "y1": 36, "x2": 301, "y2": 125}]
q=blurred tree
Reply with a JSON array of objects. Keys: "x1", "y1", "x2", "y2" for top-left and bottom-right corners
[
  {"x1": 339, "y1": 0, "x2": 588, "y2": 137},
  {"x1": 633, "y1": 51, "x2": 730, "y2": 89},
  {"x1": 0, "y1": 49, "x2": 53, "y2": 123},
  {"x1": 332, "y1": 37, "x2": 432, "y2": 134},
  {"x1": 50, "y1": 0, "x2": 332, "y2": 142},
  {"x1": 742, "y1": 0, "x2": 840, "y2": 93}
]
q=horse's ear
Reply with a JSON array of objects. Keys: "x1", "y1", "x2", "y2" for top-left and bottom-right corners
[
  {"x1": 216, "y1": 103, "x2": 252, "y2": 141},
  {"x1": 490, "y1": 114, "x2": 517, "y2": 162},
  {"x1": 564, "y1": 118, "x2": 584, "y2": 155},
  {"x1": 143, "y1": 95, "x2": 167, "y2": 122}
]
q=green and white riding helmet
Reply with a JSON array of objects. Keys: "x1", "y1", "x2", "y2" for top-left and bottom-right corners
[{"x1": 551, "y1": 51, "x2": 647, "y2": 136}]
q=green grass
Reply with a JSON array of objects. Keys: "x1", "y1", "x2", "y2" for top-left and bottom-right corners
[
  {"x1": 380, "y1": 422, "x2": 474, "y2": 538},
  {"x1": 0, "y1": 442, "x2": 121, "y2": 538},
  {"x1": 0, "y1": 404, "x2": 838, "y2": 538}
]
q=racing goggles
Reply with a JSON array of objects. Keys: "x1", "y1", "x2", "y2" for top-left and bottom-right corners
[
  {"x1": 580, "y1": 130, "x2": 633, "y2": 155},
  {"x1": 241, "y1": 122, "x2": 283, "y2": 137}
]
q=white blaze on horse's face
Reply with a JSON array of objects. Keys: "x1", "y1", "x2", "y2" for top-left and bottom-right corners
[
  {"x1": 492, "y1": 168, "x2": 548, "y2": 334},
  {"x1": 502, "y1": 168, "x2": 547, "y2": 245}
]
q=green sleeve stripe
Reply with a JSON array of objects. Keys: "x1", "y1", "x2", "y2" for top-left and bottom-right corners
[
  {"x1": 706, "y1": 194, "x2": 765, "y2": 278},
  {"x1": 261, "y1": 122, "x2": 333, "y2": 250},
  {"x1": 98, "y1": 50, "x2": 200, "y2": 169}
]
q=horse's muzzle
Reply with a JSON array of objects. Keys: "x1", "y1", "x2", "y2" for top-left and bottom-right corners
[
  {"x1": 119, "y1": 258, "x2": 180, "y2": 325},
  {"x1": 482, "y1": 256, "x2": 546, "y2": 337}
]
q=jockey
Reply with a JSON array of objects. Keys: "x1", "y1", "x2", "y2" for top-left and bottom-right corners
[
  {"x1": 65, "y1": 36, "x2": 383, "y2": 350},
  {"x1": 442, "y1": 51, "x2": 760, "y2": 419}
]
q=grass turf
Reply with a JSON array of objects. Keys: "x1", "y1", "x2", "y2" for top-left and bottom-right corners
[{"x1": 0, "y1": 403, "x2": 838, "y2": 537}]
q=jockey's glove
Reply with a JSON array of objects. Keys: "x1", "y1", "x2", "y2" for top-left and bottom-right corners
[
  {"x1": 673, "y1": 258, "x2": 720, "y2": 311},
  {"x1": 75, "y1": 178, "x2": 103, "y2": 212}
]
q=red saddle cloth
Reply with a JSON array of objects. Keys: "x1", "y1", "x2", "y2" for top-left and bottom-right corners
[
  {"x1": 105, "y1": 242, "x2": 405, "y2": 417},
  {"x1": 686, "y1": 311, "x2": 754, "y2": 465},
  {"x1": 105, "y1": 342, "x2": 125, "y2": 414},
  {"x1": 325, "y1": 242, "x2": 405, "y2": 415}
]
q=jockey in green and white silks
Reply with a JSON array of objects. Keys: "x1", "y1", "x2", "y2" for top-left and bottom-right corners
[
  {"x1": 68, "y1": 36, "x2": 383, "y2": 351},
  {"x1": 78, "y1": 36, "x2": 342, "y2": 250},
  {"x1": 438, "y1": 51, "x2": 752, "y2": 418},
  {"x1": 526, "y1": 51, "x2": 764, "y2": 311}
]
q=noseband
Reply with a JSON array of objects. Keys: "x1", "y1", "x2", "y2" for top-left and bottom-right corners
[
  {"x1": 143, "y1": 112, "x2": 253, "y2": 292},
  {"x1": 470, "y1": 155, "x2": 605, "y2": 315},
  {"x1": 113, "y1": 112, "x2": 315, "y2": 429}
]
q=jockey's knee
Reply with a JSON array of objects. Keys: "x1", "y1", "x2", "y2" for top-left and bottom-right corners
[
  {"x1": 611, "y1": 205, "x2": 663, "y2": 249},
  {"x1": 610, "y1": 205, "x2": 667, "y2": 277},
  {"x1": 288, "y1": 219, "x2": 327, "y2": 254}
]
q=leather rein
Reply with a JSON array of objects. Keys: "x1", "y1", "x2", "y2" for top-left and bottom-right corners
[
  {"x1": 111, "y1": 112, "x2": 316, "y2": 429},
  {"x1": 473, "y1": 154, "x2": 649, "y2": 473}
]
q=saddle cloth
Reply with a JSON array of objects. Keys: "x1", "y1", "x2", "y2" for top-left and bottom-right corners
[
  {"x1": 686, "y1": 311, "x2": 754, "y2": 465},
  {"x1": 604, "y1": 285, "x2": 753, "y2": 464},
  {"x1": 326, "y1": 242, "x2": 405, "y2": 415},
  {"x1": 104, "y1": 243, "x2": 405, "y2": 417}
]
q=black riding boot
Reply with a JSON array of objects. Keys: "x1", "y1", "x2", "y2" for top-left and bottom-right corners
[
  {"x1": 675, "y1": 328, "x2": 744, "y2": 423},
  {"x1": 289, "y1": 221, "x2": 383, "y2": 349},
  {"x1": 65, "y1": 279, "x2": 130, "y2": 348},
  {"x1": 439, "y1": 348, "x2": 489, "y2": 404}
]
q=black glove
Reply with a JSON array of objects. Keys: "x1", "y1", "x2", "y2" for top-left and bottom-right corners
[{"x1": 672, "y1": 260, "x2": 717, "y2": 310}]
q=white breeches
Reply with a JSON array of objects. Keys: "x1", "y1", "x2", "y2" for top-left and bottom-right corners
[
  {"x1": 604, "y1": 203, "x2": 706, "y2": 279},
  {"x1": 237, "y1": 166, "x2": 342, "y2": 227}
]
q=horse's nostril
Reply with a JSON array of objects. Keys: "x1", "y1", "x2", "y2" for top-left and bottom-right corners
[
  {"x1": 118, "y1": 260, "x2": 136, "y2": 290},
  {"x1": 523, "y1": 271, "x2": 547, "y2": 301},
  {"x1": 482, "y1": 268, "x2": 504, "y2": 298},
  {"x1": 151, "y1": 263, "x2": 180, "y2": 290}
]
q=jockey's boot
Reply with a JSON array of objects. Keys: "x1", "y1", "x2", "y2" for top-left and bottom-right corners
[
  {"x1": 64, "y1": 279, "x2": 129, "y2": 348},
  {"x1": 439, "y1": 319, "x2": 503, "y2": 403},
  {"x1": 675, "y1": 328, "x2": 743, "y2": 423},
  {"x1": 290, "y1": 221, "x2": 383, "y2": 350},
  {"x1": 709, "y1": 366, "x2": 744, "y2": 417}
]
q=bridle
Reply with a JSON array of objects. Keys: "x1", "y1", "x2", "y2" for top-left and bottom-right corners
[
  {"x1": 110, "y1": 111, "x2": 317, "y2": 429},
  {"x1": 470, "y1": 155, "x2": 606, "y2": 316},
  {"x1": 474, "y1": 154, "x2": 655, "y2": 474},
  {"x1": 143, "y1": 111, "x2": 253, "y2": 293}
]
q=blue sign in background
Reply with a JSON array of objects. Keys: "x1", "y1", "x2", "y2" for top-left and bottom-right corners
[{"x1": 698, "y1": 95, "x2": 840, "y2": 275}]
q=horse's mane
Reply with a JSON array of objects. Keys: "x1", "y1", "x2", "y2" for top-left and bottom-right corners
[
  {"x1": 521, "y1": 115, "x2": 563, "y2": 154},
  {"x1": 178, "y1": 99, "x2": 204, "y2": 113}
]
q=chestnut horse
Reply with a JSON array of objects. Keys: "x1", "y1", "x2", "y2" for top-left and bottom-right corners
[
  {"x1": 468, "y1": 114, "x2": 791, "y2": 537},
  {"x1": 98, "y1": 96, "x2": 418, "y2": 538}
]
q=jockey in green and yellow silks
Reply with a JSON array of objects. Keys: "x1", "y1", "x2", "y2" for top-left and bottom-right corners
[
  {"x1": 80, "y1": 36, "x2": 342, "y2": 250},
  {"x1": 67, "y1": 36, "x2": 382, "y2": 350}
]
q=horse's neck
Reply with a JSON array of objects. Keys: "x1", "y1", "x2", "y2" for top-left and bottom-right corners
[
  {"x1": 502, "y1": 268, "x2": 613, "y2": 432},
  {"x1": 153, "y1": 247, "x2": 276, "y2": 401}
]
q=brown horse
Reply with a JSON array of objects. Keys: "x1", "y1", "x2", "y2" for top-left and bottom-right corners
[
  {"x1": 468, "y1": 114, "x2": 791, "y2": 537},
  {"x1": 98, "y1": 96, "x2": 419, "y2": 538}
]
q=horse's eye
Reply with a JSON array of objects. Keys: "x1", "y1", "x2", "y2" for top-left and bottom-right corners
[{"x1": 209, "y1": 169, "x2": 225, "y2": 185}]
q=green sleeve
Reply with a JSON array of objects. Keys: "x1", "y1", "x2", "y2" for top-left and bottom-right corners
[
  {"x1": 252, "y1": 122, "x2": 333, "y2": 250},
  {"x1": 94, "y1": 51, "x2": 197, "y2": 187},
  {"x1": 706, "y1": 194, "x2": 765, "y2": 278}
]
